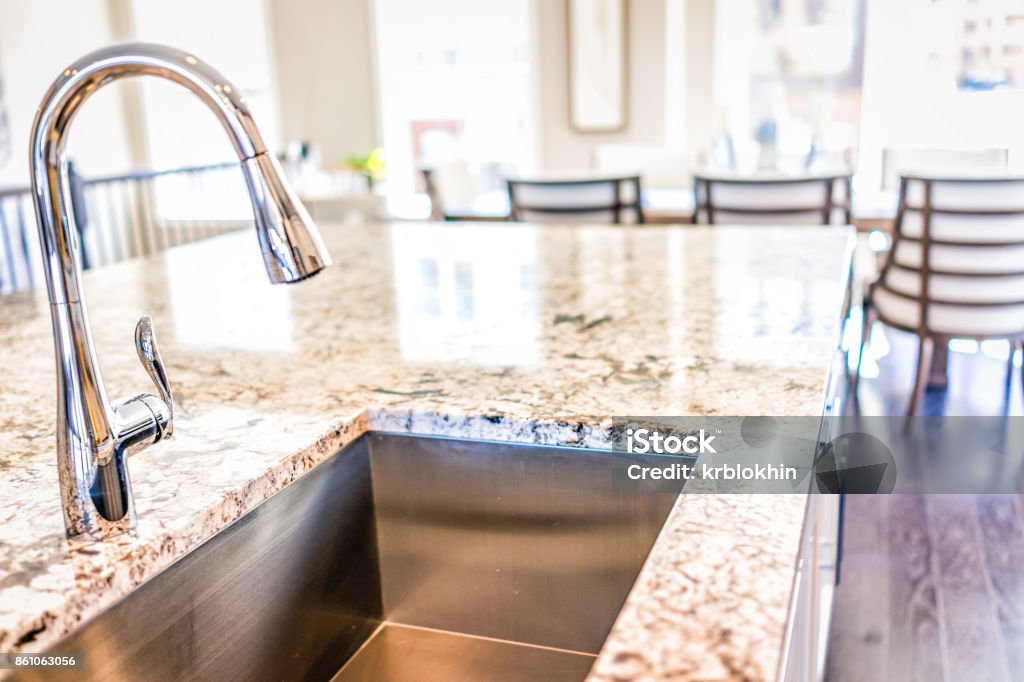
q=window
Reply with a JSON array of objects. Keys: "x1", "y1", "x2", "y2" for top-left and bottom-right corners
[
  {"x1": 373, "y1": 0, "x2": 536, "y2": 214},
  {"x1": 857, "y1": 0, "x2": 1024, "y2": 190},
  {"x1": 130, "y1": 0, "x2": 281, "y2": 223},
  {"x1": 712, "y1": 0, "x2": 865, "y2": 171}
]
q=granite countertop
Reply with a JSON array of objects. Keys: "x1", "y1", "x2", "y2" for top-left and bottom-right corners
[{"x1": 0, "y1": 221, "x2": 852, "y2": 679}]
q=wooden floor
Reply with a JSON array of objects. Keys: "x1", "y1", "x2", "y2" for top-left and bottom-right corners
[{"x1": 826, "y1": 324, "x2": 1024, "y2": 681}]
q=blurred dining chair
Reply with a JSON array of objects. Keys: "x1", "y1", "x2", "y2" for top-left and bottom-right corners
[
  {"x1": 853, "y1": 174, "x2": 1024, "y2": 415},
  {"x1": 506, "y1": 175, "x2": 645, "y2": 224},
  {"x1": 421, "y1": 161, "x2": 510, "y2": 222},
  {"x1": 693, "y1": 173, "x2": 852, "y2": 225},
  {"x1": 881, "y1": 147, "x2": 1007, "y2": 191}
]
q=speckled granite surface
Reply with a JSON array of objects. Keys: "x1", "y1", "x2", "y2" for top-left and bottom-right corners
[{"x1": 0, "y1": 222, "x2": 852, "y2": 679}]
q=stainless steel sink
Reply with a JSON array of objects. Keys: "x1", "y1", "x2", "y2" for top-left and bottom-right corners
[{"x1": 22, "y1": 434, "x2": 677, "y2": 682}]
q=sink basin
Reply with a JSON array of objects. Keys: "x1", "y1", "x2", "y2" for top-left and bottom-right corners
[{"x1": 22, "y1": 434, "x2": 677, "y2": 682}]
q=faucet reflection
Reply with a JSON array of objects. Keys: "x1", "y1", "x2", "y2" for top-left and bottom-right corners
[{"x1": 29, "y1": 43, "x2": 331, "y2": 541}]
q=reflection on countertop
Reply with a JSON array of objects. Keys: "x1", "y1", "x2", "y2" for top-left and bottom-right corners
[
  {"x1": 0, "y1": 221, "x2": 853, "y2": 679},
  {"x1": 390, "y1": 226, "x2": 540, "y2": 365}
]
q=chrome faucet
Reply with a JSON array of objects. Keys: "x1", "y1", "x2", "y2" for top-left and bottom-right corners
[{"x1": 30, "y1": 43, "x2": 331, "y2": 541}]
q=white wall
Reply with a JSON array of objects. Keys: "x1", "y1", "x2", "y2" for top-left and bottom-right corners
[
  {"x1": 534, "y1": 0, "x2": 667, "y2": 171},
  {"x1": 683, "y1": 0, "x2": 715, "y2": 154},
  {"x1": 0, "y1": 0, "x2": 290, "y2": 186},
  {"x1": 128, "y1": 0, "x2": 284, "y2": 168},
  {"x1": 532, "y1": 0, "x2": 716, "y2": 172},
  {"x1": 267, "y1": 0, "x2": 380, "y2": 167},
  {"x1": 0, "y1": 0, "x2": 136, "y2": 186}
]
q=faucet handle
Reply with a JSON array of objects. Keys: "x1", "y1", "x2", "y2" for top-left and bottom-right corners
[{"x1": 134, "y1": 315, "x2": 174, "y2": 438}]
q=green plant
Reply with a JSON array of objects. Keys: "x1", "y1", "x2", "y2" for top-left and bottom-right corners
[{"x1": 345, "y1": 147, "x2": 385, "y2": 188}]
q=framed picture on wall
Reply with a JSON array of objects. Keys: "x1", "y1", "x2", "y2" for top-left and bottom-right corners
[{"x1": 568, "y1": 0, "x2": 627, "y2": 132}]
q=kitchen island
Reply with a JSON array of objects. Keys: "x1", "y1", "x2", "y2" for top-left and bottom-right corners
[{"x1": 0, "y1": 222, "x2": 852, "y2": 680}]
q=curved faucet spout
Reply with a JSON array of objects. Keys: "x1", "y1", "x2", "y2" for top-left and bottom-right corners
[{"x1": 30, "y1": 43, "x2": 332, "y2": 540}]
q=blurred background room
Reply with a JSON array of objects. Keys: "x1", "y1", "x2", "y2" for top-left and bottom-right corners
[
  {"x1": 1, "y1": 0, "x2": 1024, "y2": 399},
  {"x1": 1, "y1": 0, "x2": 1022, "y2": 251},
  {"x1": 3, "y1": 3, "x2": 1024, "y2": 680},
  {"x1": 4, "y1": 0, "x2": 1023, "y2": 416}
]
